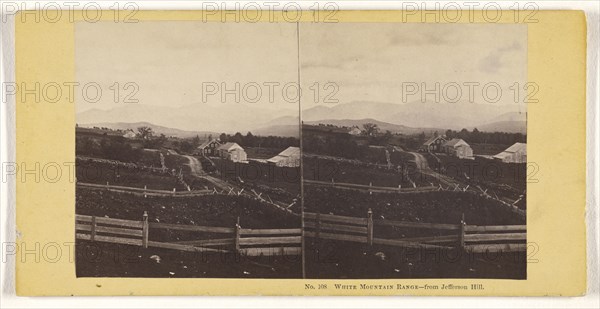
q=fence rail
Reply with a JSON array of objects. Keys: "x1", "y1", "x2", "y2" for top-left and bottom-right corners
[
  {"x1": 75, "y1": 213, "x2": 301, "y2": 256},
  {"x1": 75, "y1": 210, "x2": 526, "y2": 256},
  {"x1": 304, "y1": 211, "x2": 526, "y2": 253},
  {"x1": 304, "y1": 179, "x2": 437, "y2": 193},
  {"x1": 77, "y1": 182, "x2": 212, "y2": 197}
]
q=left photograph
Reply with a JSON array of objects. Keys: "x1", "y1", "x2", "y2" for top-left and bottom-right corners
[{"x1": 74, "y1": 21, "x2": 302, "y2": 278}]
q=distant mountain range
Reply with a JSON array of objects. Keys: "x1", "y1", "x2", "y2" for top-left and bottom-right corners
[
  {"x1": 301, "y1": 101, "x2": 526, "y2": 134},
  {"x1": 77, "y1": 103, "x2": 298, "y2": 134},
  {"x1": 304, "y1": 118, "x2": 443, "y2": 135},
  {"x1": 77, "y1": 100, "x2": 526, "y2": 137},
  {"x1": 79, "y1": 122, "x2": 218, "y2": 139}
]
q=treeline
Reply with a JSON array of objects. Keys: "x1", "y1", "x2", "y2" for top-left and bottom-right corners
[
  {"x1": 219, "y1": 132, "x2": 299, "y2": 149},
  {"x1": 444, "y1": 128, "x2": 526, "y2": 145},
  {"x1": 303, "y1": 133, "x2": 366, "y2": 160},
  {"x1": 76, "y1": 137, "x2": 143, "y2": 162}
]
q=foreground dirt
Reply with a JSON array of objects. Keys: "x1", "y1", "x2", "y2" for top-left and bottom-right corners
[
  {"x1": 76, "y1": 241, "x2": 301, "y2": 278},
  {"x1": 76, "y1": 189, "x2": 301, "y2": 278},
  {"x1": 303, "y1": 187, "x2": 526, "y2": 279}
]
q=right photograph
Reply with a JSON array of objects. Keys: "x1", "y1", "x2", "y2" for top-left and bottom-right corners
[{"x1": 300, "y1": 23, "x2": 528, "y2": 279}]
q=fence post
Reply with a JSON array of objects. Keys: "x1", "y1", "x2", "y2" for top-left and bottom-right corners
[
  {"x1": 142, "y1": 211, "x2": 149, "y2": 248},
  {"x1": 234, "y1": 217, "x2": 241, "y2": 253},
  {"x1": 315, "y1": 212, "x2": 321, "y2": 241},
  {"x1": 459, "y1": 213, "x2": 465, "y2": 250},
  {"x1": 91, "y1": 216, "x2": 97, "y2": 242},
  {"x1": 367, "y1": 208, "x2": 373, "y2": 246}
]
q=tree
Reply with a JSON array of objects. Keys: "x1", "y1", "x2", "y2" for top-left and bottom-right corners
[
  {"x1": 137, "y1": 126, "x2": 154, "y2": 140},
  {"x1": 179, "y1": 140, "x2": 194, "y2": 153},
  {"x1": 378, "y1": 130, "x2": 393, "y2": 145},
  {"x1": 362, "y1": 123, "x2": 380, "y2": 137},
  {"x1": 192, "y1": 135, "x2": 201, "y2": 147}
]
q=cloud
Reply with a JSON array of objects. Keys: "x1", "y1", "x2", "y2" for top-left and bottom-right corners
[
  {"x1": 478, "y1": 41, "x2": 523, "y2": 74},
  {"x1": 388, "y1": 29, "x2": 454, "y2": 46}
]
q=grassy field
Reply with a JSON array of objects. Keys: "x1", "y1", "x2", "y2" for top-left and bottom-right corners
[
  {"x1": 212, "y1": 158, "x2": 301, "y2": 203},
  {"x1": 76, "y1": 189, "x2": 301, "y2": 278},
  {"x1": 304, "y1": 187, "x2": 524, "y2": 226},
  {"x1": 427, "y1": 154, "x2": 527, "y2": 193},
  {"x1": 244, "y1": 147, "x2": 281, "y2": 159},
  {"x1": 76, "y1": 160, "x2": 185, "y2": 191},
  {"x1": 470, "y1": 143, "x2": 509, "y2": 156},
  {"x1": 303, "y1": 156, "x2": 432, "y2": 188}
]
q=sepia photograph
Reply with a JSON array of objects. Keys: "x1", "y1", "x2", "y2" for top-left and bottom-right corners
[
  {"x1": 300, "y1": 23, "x2": 528, "y2": 279},
  {"x1": 5, "y1": 3, "x2": 596, "y2": 303},
  {"x1": 5, "y1": 2, "x2": 594, "y2": 303},
  {"x1": 71, "y1": 20, "x2": 529, "y2": 280},
  {"x1": 74, "y1": 21, "x2": 302, "y2": 278}
]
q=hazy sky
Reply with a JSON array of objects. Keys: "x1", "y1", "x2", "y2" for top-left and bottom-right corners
[
  {"x1": 76, "y1": 21, "x2": 526, "y2": 115},
  {"x1": 76, "y1": 21, "x2": 299, "y2": 113},
  {"x1": 299, "y1": 22, "x2": 527, "y2": 110}
]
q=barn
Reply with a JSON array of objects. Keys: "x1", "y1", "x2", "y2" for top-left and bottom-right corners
[
  {"x1": 267, "y1": 146, "x2": 300, "y2": 167},
  {"x1": 443, "y1": 138, "x2": 473, "y2": 159},
  {"x1": 420, "y1": 135, "x2": 446, "y2": 152},
  {"x1": 493, "y1": 142, "x2": 527, "y2": 163},
  {"x1": 194, "y1": 139, "x2": 222, "y2": 156},
  {"x1": 217, "y1": 142, "x2": 247, "y2": 162}
]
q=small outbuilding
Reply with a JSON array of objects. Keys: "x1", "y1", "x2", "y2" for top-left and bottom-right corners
[
  {"x1": 493, "y1": 142, "x2": 527, "y2": 163},
  {"x1": 267, "y1": 146, "x2": 300, "y2": 167},
  {"x1": 443, "y1": 138, "x2": 473, "y2": 159},
  {"x1": 348, "y1": 126, "x2": 362, "y2": 136},
  {"x1": 217, "y1": 142, "x2": 247, "y2": 162},
  {"x1": 420, "y1": 135, "x2": 447, "y2": 152},
  {"x1": 123, "y1": 130, "x2": 136, "y2": 139}
]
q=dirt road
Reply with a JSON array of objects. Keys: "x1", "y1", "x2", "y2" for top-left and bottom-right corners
[
  {"x1": 182, "y1": 155, "x2": 233, "y2": 190},
  {"x1": 183, "y1": 155, "x2": 205, "y2": 176},
  {"x1": 408, "y1": 151, "x2": 431, "y2": 171},
  {"x1": 407, "y1": 151, "x2": 463, "y2": 187}
]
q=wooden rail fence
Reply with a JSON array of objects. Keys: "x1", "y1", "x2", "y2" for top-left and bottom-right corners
[
  {"x1": 76, "y1": 211, "x2": 525, "y2": 256},
  {"x1": 76, "y1": 213, "x2": 301, "y2": 256},
  {"x1": 304, "y1": 210, "x2": 526, "y2": 253},
  {"x1": 303, "y1": 179, "x2": 437, "y2": 193},
  {"x1": 77, "y1": 182, "x2": 212, "y2": 197}
]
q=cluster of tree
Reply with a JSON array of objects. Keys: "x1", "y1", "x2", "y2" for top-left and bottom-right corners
[
  {"x1": 443, "y1": 128, "x2": 526, "y2": 145},
  {"x1": 361, "y1": 123, "x2": 394, "y2": 146},
  {"x1": 172, "y1": 135, "x2": 201, "y2": 153},
  {"x1": 135, "y1": 126, "x2": 172, "y2": 149},
  {"x1": 218, "y1": 132, "x2": 299, "y2": 149},
  {"x1": 303, "y1": 133, "x2": 366, "y2": 160},
  {"x1": 76, "y1": 137, "x2": 142, "y2": 162}
]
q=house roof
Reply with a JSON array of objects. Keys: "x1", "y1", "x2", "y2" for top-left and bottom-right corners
[
  {"x1": 217, "y1": 142, "x2": 243, "y2": 152},
  {"x1": 422, "y1": 135, "x2": 445, "y2": 146},
  {"x1": 503, "y1": 142, "x2": 526, "y2": 154},
  {"x1": 493, "y1": 143, "x2": 526, "y2": 159},
  {"x1": 278, "y1": 146, "x2": 300, "y2": 157},
  {"x1": 493, "y1": 152, "x2": 512, "y2": 159},
  {"x1": 443, "y1": 138, "x2": 469, "y2": 148},
  {"x1": 197, "y1": 139, "x2": 220, "y2": 149},
  {"x1": 267, "y1": 147, "x2": 300, "y2": 163}
]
